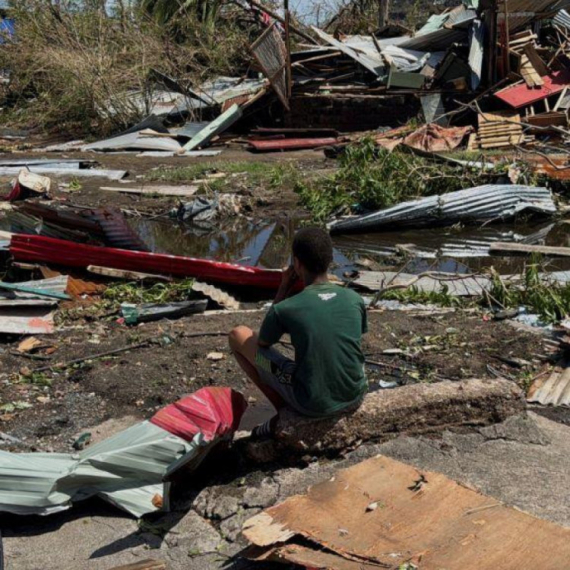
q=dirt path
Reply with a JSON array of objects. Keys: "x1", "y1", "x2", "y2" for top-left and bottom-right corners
[{"x1": 0, "y1": 309, "x2": 545, "y2": 453}]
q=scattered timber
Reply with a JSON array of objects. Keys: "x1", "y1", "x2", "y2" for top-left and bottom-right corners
[
  {"x1": 100, "y1": 186, "x2": 199, "y2": 197},
  {"x1": 490, "y1": 242, "x2": 570, "y2": 257},
  {"x1": 87, "y1": 265, "x2": 172, "y2": 282}
]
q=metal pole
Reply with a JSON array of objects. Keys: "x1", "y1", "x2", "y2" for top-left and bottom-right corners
[
  {"x1": 285, "y1": 0, "x2": 292, "y2": 99},
  {"x1": 503, "y1": 0, "x2": 511, "y2": 77}
]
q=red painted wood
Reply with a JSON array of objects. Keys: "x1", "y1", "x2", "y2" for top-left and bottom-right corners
[{"x1": 494, "y1": 69, "x2": 570, "y2": 108}]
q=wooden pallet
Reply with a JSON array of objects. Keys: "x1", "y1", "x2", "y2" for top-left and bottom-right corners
[{"x1": 469, "y1": 111, "x2": 530, "y2": 150}]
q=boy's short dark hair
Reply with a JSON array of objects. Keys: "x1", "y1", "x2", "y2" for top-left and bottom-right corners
[{"x1": 292, "y1": 227, "x2": 333, "y2": 274}]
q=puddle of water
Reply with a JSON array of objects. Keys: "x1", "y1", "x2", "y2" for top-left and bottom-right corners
[
  {"x1": 131, "y1": 217, "x2": 570, "y2": 277},
  {"x1": 131, "y1": 216, "x2": 355, "y2": 273}
]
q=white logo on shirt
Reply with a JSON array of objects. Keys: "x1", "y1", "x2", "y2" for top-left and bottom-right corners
[{"x1": 318, "y1": 293, "x2": 337, "y2": 301}]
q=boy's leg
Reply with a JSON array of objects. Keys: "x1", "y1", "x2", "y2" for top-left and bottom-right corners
[{"x1": 228, "y1": 326, "x2": 286, "y2": 411}]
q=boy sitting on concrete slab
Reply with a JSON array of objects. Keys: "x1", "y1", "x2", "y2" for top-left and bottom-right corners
[{"x1": 229, "y1": 227, "x2": 367, "y2": 438}]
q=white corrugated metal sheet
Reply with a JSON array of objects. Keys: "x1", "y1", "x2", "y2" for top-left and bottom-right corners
[
  {"x1": 528, "y1": 360, "x2": 570, "y2": 406},
  {"x1": 329, "y1": 185, "x2": 557, "y2": 234}
]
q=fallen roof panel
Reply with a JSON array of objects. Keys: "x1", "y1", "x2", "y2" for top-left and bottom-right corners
[
  {"x1": 183, "y1": 104, "x2": 243, "y2": 151},
  {"x1": 0, "y1": 308, "x2": 55, "y2": 334},
  {"x1": 312, "y1": 27, "x2": 384, "y2": 76},
  {"x1": 83, "y1": 131, "x2": 182, "y2": 153},
  {"x1": 248, "y1": 137, "x2": 337, "y2": 152},
  {"x1": 0, "y1": 387, "x2": 246, "y2": 518},
  {"x1": 0, "y1": 167, "x2": 127, "y2": 180},
  {"x1": 10, "y1": 235, "x2": 289, "y2": 291},
  {"x1": 528, "y1": 358, "x2": 570, "y2": 406},
  {"x1": 329, "y1": 185, "x2": 556, "y2": 234}
]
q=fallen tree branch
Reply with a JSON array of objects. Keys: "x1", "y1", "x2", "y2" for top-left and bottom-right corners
[{"x1": 31, "y1": 341, "x2": 153, "y2": 373}]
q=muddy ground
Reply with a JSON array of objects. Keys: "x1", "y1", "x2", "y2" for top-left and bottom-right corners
[
  {"x1": 1, "y1": 145, "x2": 570, "y2": 569},
  {"x1": 0, "y1": 308, "x2": 551, "y2": 453},
  {"x1": 0, "y1": 146, "x2": 332, "y2": 218}
]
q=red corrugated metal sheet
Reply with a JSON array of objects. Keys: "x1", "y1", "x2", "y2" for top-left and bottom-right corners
[
  {"x1": 10, "y1": 234, "x2": 288, "y2": 290},
  {"x1": 248, "y1": 137, "x2": 338, "y2": 152},
  {"x1": 151, "y1": 387, "x2": 247, "y2": 442},
  {"x1": 84, "y1": 208, "x2": 150, "y2": 252},
  {"x1": 495, "y1": 69, "x2": 570, "y2": 108}
]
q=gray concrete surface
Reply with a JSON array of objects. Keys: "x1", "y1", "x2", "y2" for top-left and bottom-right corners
[{"x1": 4, "y1": 412, "x2": 570, "y2": 569}]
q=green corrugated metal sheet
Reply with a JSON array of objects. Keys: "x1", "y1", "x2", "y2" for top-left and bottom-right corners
[{"x1": 0, "y1": 422, "x2": 201, "y2": 518}]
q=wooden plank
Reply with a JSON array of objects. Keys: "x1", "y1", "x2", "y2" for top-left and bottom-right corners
[
  {"x1": 87, "y1": 265, "x2": 172, "y2": 282},
  {"x1": 100, "y1": 185, "x2": 199, "y2": 198},
  {"x1": 182, "y1": 104, "x2": 243, "y2": 152},
  {"x1": 490, "y1": 242, "x2": 570, "y2": 257}
]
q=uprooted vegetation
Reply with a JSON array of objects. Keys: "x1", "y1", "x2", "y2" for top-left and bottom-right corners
[
  {"x1": 294, "y1": 139, "x2": 519, "y2": 222},
  {"x1": 375, "y1": 257, "x2": 570, "y2": 324},
  {"x1": 0, "y1": 1, "x2": 257, "y2": 135},
  {"x1": 56, "y1": 279, "x2": 197, "y2": 323}
]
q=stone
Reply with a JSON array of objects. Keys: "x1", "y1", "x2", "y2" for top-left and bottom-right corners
[
  {"x1": 219, "y1": 508, "x2": 261, "y2": 543},
  {"x1": 274, "y1": 379, "x2": 525, "y2": 456},
  {"x1": 193, "y1": 487, "x2": 240, "y2": 520},
  {"x1": 163, "y1": 510, "x2": 222, "y2": 552},
  {"x1": 242, "y1": 478, "x2": 278, "y2": 508}
]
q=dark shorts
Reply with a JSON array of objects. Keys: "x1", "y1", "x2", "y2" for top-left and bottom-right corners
[{"x1": 254, "y1": 346, "x2": 363, "y2": 418}]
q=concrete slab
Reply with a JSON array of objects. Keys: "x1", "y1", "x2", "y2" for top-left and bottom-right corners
[{"x1": 4, "y1": 413, "x2": 570, "y2": 569}]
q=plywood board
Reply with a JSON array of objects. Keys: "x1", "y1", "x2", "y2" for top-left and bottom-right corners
[{"x1": 243, "y1": 455, "x2": 570, "y2": 569}]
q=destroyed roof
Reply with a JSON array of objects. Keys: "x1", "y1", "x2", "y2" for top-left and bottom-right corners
[{"x1": 500, "y1": 0, "x2": 570, "y2": 31}]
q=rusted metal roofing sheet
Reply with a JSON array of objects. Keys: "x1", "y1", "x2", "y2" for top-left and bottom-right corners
[
  {"x1": 84, "y1": 208, "x2": 149, "y2": 252},
  {"x1": 243, "y1": 455, "x2": 570, "y2": 569},
  {"x1": 528, "y1": 359, "x2": 570, "y2": 406},
  {"x1": 248, "y1": 137, "x2": 338, "y2": 152},
  {"x1": 40, "y1": 267, "x2": 106, "y2": 298},
  {"x1": 251, "y1": 22, "x2": 289, "y2": 109},
  {"x1": 495, "y1": 69, "x2": 570, "y2": 108}
]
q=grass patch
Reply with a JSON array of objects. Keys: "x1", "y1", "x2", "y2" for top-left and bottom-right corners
[
  {"x1": 146, "y1": 161, "x2": 302, "y2": 191},
  {"x1": 295, "y1": 139, "x2": 509, "y2": 222}
]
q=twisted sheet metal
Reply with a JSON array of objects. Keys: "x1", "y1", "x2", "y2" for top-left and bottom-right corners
[
  {"x1": 330, "y1": 185, "x2": 556, "y2": 234},
  {"x1": 528, "y1": 359, "x2": 570, "y2": 406}
]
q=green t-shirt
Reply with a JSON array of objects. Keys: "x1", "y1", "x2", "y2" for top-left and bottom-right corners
[{"x1": 259, "y1": 282, "x2": 368, "y2": 416}]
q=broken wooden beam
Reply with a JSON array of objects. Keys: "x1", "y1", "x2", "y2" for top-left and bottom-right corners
[
  {"x1": 100, "y1": 185, "x2": 198, "y2": 198},
  {"x1": 490, "y1": 242, "x2": 570, "y2": 257},
  {"x1": 87, "y1": 265, "x2": 172, "y2": 282}
]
